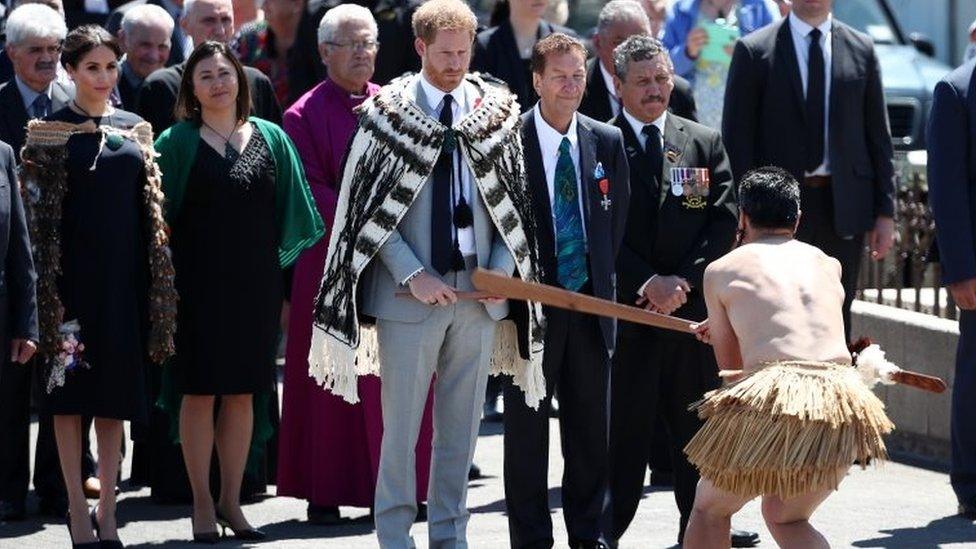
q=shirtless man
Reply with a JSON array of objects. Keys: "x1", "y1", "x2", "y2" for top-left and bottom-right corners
[{"x1": 683, "y1": 166, "x2": 891, "y2": 548}]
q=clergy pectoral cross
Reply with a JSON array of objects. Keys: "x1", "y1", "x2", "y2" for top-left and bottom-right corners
[{"x1": 600, "y1": 194, "x2": 612, "y2": 211}]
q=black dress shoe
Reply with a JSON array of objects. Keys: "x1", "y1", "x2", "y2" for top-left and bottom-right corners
[
  {"x1": 731, "y1": 528, "x2": 760, "y2": 547},
  {"x1": 959, "y1": 502, "x2": 976, "y2": 519},
  {"x1": 0, "y1": 500, "x2": 26, "y2": 521},
  {"x1": 307, "y1": 504, "x2": 341, "y2": 525},
  {"x1": 468, "y1": 463, "x2": 483, "y2": 480}
]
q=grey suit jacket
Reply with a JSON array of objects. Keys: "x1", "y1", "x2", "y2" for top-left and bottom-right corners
[{"x1": 360, "y1": 75, "x2": 517, "y2": 323}]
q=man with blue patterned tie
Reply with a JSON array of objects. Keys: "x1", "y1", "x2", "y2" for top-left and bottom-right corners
[{"x1": 505, "y1": 33, "x2": 630, "y2": 549}]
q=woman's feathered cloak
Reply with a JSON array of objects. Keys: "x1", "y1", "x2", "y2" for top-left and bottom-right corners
[
  {"x1": 20, "y1": 119, "x2": 177, "y2": 392},
  {"x1": 308, "y1": 73, "x2": 548, "y2": 408}
]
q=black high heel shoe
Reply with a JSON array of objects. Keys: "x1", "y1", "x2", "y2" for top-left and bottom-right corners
[
  {"x1": 65, "y1": 511, "x2": 100, "y2": 549},
  {"x1": 190, "y1": 516, "x2": 221, "y2": 545},
  {"x1": 215, "y1": 509, "x2": 266, "y2": 541},
  {"x1": 91, "y1": 504, "x2": 125, "y2": 549}
]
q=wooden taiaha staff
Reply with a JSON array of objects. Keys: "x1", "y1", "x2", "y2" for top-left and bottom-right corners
[{"x1": 469, "y1": 268, "x2": 947, "y2": 394}]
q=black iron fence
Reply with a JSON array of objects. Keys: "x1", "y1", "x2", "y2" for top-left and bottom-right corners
[{"x1": 855, "y1": 153, "x2": 957, "y2": 320}]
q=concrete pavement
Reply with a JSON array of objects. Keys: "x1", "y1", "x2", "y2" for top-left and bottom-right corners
[{"x1": 1, "y1": 419, "x2": 973, "y2": 548}]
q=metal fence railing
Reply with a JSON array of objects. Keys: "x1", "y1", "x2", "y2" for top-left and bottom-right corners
[{"x1": 855, "y1": 154, "x2": 957, "y2": 320}]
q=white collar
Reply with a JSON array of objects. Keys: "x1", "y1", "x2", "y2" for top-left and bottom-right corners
[
  {"x1": 622, "y1": 107, "x2": 666, "y2": 141},
  {"x1": 789, "y1": 11, "x2": 832, "y2": 39},
  {"x1": 598, "y1": 61, "x2": 617, "y2": 99},
  {"x1": 533, "y1": 104, "x2": 579, "y2": 150},
  {"x1": 419, "y1": 71, "x2": 466, "y2": 114}
]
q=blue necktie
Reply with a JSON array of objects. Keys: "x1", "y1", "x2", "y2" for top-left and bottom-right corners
[
  {"x1": 31, "y1": 94, "x2": 50, "y2": 119},
  {"x1": 553, "y1": 137, "x2": 587, "y2": 291},
  {"x1": 431, "y1": 95, "x2": 455, "y2": 275}
]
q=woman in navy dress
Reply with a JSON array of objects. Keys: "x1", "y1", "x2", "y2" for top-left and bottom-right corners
[{"x1": 21, "y1": 26, "x2": 176, "y2": 548}]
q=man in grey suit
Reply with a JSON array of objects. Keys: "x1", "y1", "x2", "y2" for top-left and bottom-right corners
[{"x1": 307, "y1": 0, "x2": 544, "y2": 547}]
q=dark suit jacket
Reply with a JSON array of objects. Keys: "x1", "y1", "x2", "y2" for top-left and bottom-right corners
[
  {"x1": 289, "y1": 0, "x2": 421, "y2": 104},
  {"x1": 613, "y1": 113, "x2": 737, "y2": 322},
  {"x1": 136, "y1": 62, "x2": 282, "y2": 135},
  {"x1": 105, "y1": 0, "x2": 187, "y2": 67},
  {"x1": 929, "y1": 59, "x2": 976, "y2": 286},
  {"x1": 64, "y1": 0, "x2": 128, "y2": 29},
  {"x1": 722, "y1": 17, "x2": 895, "y2": 236},
  {"x1": 0, "y1": 141, "x2": 37, "y2": 343},
  {"x1": 472, "y1": 21, "x2": 576, "y2": 113},
  {"x1": 117, "y1": 63, "x2": 141, "y2": 112},
  {"x1": 521, "y1": 110, "x2": 630, "y2": 352},
  {"x1": 0, "y1": 79, "x2": 72, "y2": 161},
  {"x1": 578, "y1": 57, "x2": 698, "y2": 124}
]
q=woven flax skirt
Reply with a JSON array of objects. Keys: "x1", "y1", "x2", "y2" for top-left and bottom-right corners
[{"x1": 683, "y1": 361, "x2": 895, "y2": 500}]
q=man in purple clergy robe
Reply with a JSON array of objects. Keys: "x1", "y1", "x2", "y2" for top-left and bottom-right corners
[{"x1": 277, "y1": 4, "x2": 434, "y2": 525}]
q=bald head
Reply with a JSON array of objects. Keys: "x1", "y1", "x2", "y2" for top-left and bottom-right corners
[{"x1": 181, "y1": 0, "x2": 233, "y2": 46}]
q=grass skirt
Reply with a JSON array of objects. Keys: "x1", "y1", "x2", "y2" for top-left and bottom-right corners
[{"x1": 684, "y1": 361, "x2": 895, "y2": 500}]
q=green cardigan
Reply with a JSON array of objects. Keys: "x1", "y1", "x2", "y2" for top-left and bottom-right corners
[{"x1": 155, "y1": 116, "x2": 324, "y2": 267}]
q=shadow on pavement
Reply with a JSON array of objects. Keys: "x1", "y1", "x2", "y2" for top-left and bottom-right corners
[
  {"x1": 852, "y1": 515, "x2": 976, "y2": 547},
  {"x1": 0, "y1": 519, "x2": 44, "y2": 538}
]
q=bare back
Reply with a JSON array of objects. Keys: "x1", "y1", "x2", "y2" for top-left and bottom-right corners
[{"x1": 703, "y1": 238, "x2": 851, "y2": 371}]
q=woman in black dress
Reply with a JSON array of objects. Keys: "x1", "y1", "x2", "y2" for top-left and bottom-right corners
[
  {"x1": 154, "y1": 42, "x2": 322, "y2": 543},
  {"x1": 20, "y1": 26, "x2": 176, "y2": 548}
]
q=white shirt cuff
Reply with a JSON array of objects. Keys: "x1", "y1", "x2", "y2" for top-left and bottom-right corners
[
  {"x1": 401, "y1": 267, "x2": 425, "y2": 286},
  {"x1": 637, "y1": 274, "x2": 658, "y2": 296}
]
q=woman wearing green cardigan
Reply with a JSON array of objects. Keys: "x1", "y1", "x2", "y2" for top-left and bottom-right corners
[{"x1": 154, "y1": 42, "x2": 323, "y2": 543}]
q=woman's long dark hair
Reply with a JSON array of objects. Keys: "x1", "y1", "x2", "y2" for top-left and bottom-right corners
[{"x1": 174, "y1": 41, "x2": 251, "y2": 125}]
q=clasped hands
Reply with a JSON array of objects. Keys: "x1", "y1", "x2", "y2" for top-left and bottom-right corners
[
  {"x1": 408, "y1": 271, "x2": 505, "y2": 306},
  {"x1": 636, "y1": 275, "x2": 690, "y2": 316}
]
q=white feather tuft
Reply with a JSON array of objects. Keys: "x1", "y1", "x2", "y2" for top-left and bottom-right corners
[{"x1": 854, "y1": 344, "x2": 901, "y2": 387}]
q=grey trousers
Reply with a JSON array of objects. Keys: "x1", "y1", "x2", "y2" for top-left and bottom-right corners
[{"x1": 374, "y1": 266, "x2": 497, "y2": 549}]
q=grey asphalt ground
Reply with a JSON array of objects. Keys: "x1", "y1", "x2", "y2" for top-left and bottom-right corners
[{"x1": 1, "y1": 417, "x2": 973, "y2": 548}]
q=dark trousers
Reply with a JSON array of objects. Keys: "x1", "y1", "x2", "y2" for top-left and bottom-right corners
[
  {"x1": 0, "y1": 358, "x2": 95, "y2": 507},
  {"x1": 952, "y1": 310, "x2": 976, "y2": 505},
  {"x1": 504, "y1": 308, "x2": 611, "y2": 548},
  {"x1": 610, "y1": 327, "x2": 720, "y2": 543},
  {"x1": 795, "y1": 184, "x2": 866, "y2": 339}
]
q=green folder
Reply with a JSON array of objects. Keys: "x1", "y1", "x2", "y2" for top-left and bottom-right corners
[{"x1": 700, "y1": 20, "x2": 740, "y2": 64}]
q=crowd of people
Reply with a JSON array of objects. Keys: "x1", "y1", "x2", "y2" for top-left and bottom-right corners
[{"x1": 2, "y1": 0, "x2": 973, "y2": 547}]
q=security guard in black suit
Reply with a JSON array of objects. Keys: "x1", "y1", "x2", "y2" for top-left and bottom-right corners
[{"x1": 605, "y1": 35, "x2": 755, "y2": 548}]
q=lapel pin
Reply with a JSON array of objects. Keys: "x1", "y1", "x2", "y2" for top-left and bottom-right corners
[{"x1": 593, "y1": 161, "x2": 605, "y2": 179}]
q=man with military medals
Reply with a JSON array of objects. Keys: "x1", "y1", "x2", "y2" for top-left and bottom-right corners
[{"x1": 606, "y1": 35, "x2": 756, "y2": 548}]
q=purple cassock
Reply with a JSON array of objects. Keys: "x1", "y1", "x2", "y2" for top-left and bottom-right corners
[{"x1": 277, "y1": 78, "x2": 434, "y2": 507}]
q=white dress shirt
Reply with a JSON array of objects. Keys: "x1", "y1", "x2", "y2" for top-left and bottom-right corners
[
  {"x1": 419, "y1": 73, "x2": 476, "y2": 256},
  {"x1": 621, "y1": 107, "x2": 667, "y2": 295},
  {"x1": 622, "y1": 107, "x2": 666, "y2": 154},
  {"x1": 789, "y1": 12, "x2": 833, "y2": 176},
  {"x1": 533, "y1": 105, "x2": 587, "y2": 245},
  {"x1": 599, "y1": 61, "x2": 621, "y2": 118}
]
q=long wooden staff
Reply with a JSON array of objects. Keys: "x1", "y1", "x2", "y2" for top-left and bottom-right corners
[
  {"x1": 471, "y1": 269, "x2": 947, "y2": 394},
  {"x1": 470, "y1": 268, "x2": 697, "y2": 334}
]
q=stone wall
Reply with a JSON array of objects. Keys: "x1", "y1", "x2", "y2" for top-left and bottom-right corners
[{"x1": 851, "y1": 300, "x2": 956, "y2": 467}]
